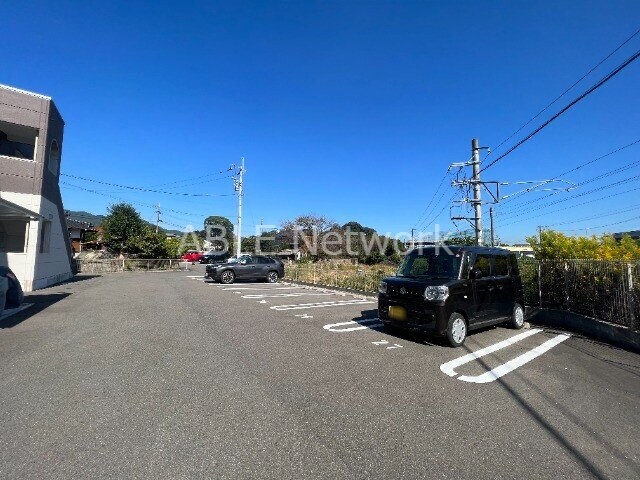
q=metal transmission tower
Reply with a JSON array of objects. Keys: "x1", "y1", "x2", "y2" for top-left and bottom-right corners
[
  {"x1": 154, "y1": 203, "x2": 162, "y2": 233},
  {"x1": 449, "y1": 139, "x2": 575, "y2": 246},
  {"x1": 229, "y1": 158, "x2": 245, "y2": 257}
]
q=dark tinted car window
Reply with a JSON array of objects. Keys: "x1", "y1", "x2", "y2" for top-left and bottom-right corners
[
  {"x1": 508, "y1": 254, "x2": 520, "y2": 275},
  {"x1": 257, "y1": 257, "x2": 272, "y2": 264},
  {"x1": 241, "y1": 256, "x2": 256, "y2": 264},
  {"x1": 493, "y1": 255, "x2": 509, "y2": 276},
  {"x1": 474, "y1": 254, "x2": 492, "y2": 277}
]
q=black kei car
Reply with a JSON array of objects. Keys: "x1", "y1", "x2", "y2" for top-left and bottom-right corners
[
  {"x1": 378, "y1": 246, "x2": 525, "y2": 347},
  {"x1": 205, "y1": 255, "x2": 285, "y2": 284}
]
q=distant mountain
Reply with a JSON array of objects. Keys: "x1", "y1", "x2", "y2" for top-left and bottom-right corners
[
  {"x1": 65, "y1": 210, "x2": 105, "y2": 227},
  {"x1": 65, "y1": 210, "x2": 183, "y2": 235}
]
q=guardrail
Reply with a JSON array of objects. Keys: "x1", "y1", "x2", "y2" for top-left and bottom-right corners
[{"x1": 72, "y1": 258, "x2": 186, "y2": 273}]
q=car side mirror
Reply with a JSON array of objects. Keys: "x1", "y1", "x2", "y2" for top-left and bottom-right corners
[{"x1": 472, "y1": 269, "x2": 483, "y2": 280}]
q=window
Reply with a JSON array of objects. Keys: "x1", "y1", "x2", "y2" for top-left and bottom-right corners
[
  {"x1": 39, "y1": 221, "x2": 51, "y2": 253},
  {"x1": 0, "y1": 120, "x2": 38, "y2": 160},
  {"x1": 508, "y1": 254, "x2": 520, "y2": 275},
  {"x1": 493, "y1": 255, "x2": 509, "y2": 276},
  {"x1": 396, "y1": 249, "x2": 461, "y2": 279},
  {"x1": 49, "y1": 140, "x2": 61, "y2": 175},
  {"x1": 473, "y1": 254, "x2": 492, "y2": 277},
  {"x1": 257, "y1": 257, "x2": 273, "y2": 264},
  {"x1": 0, "y1": 220, "x2": 29, "y2": 253}
]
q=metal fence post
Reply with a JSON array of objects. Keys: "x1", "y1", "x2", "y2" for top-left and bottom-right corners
[
  {"x1": 538, "y1": 262, "x2": 543, "y2": 308},
  {"x1": 564, "y1": 261, "x2": 570, "y2": 311},
  {"x1": 627, "y1": 263, "x2": 636, "y2": 329}
]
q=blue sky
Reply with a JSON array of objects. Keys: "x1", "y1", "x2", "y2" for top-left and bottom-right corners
[{"x1": 3, "y1": 0, "x2": 640, "y2": 243}]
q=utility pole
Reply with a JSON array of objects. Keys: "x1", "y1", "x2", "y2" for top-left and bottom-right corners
[
  {"x1": 489, "y1": 207, "x2": 495, "y2": 247},
  {"x1": 410, "y1": 228, "x2": 416, "y2": 249},
  {"x1": 471, "y1": 139, "x2": 483, "y2": 246},
  {"x1": 154, "y1": 203, "x2": 161, "y2": 233},
  {"x1": 231, "y1": 157, "x2": 245, "y2": 257}
]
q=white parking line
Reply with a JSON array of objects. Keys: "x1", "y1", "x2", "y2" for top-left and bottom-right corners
[
  {"x1": 322, "y1": 318, "x2": 383, "y2": 332},
  {"x1": 440, "y1": 329, "x2": 570, "y2": 383},
  {"x1": 457, "y1": 334, "x2": 570, "y2": 383},
  {"x1": 271, "y1": 299, "x2": 374, "y2": 311},
  {"x1": 222, "y1": 286, "x2": 303, "y2": 291},
  {"x1": 440, "y1": 329, "x2": 542, "y2": 377},
  {"x1": 241, "y1": 292, "x2": 335, "y2": 299}
]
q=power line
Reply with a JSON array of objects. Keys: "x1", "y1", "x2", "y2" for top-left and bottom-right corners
[
  {"x1": 546, "y1": 205, "x2": 640, "y2": 227},
  {"x1": 147, "y1": 169, "x2": 231, "y2": 188},
  {"x1": 558, "y1": 215, "x2": 640, "y2": 233},
  {"x1": 413, "y1": 171, "x2": 449, "y2": 228},
  {"x1": 499, "y1": 158, "x2": 640, "y2": 219},
  {"x1": 487, "y1": 27, "x2": 640, "y2": 157},
  {"x1": 481, "y1": 47, "x2": 640, "y2": 174},
  {"x1": 497, "y1": 138, "x2": 640, "y2": 209},
  {"x1": 61, "y1": 173, "x2": 232, "y2": 197}
]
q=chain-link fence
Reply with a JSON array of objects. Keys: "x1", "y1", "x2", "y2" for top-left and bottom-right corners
[
  {"x1": 73, "y1": 258, "x2": 186, "y2": 273},
  {"x1": 520, "y1": 259, "x2": 639, "y2": 330}
]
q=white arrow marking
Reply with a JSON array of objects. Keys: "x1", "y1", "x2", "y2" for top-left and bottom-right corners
[
  {"x1": 457, "y1": 334, "x2": 570, "y2": 383},
  {"x1": 323, "y1": 319, "x2": 382, "y2": 332}
]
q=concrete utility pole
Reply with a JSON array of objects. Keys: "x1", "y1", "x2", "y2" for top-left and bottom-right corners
[
  {"x1": 471, "y1": 139, "x2": 483, "y2": 246},
  {"x1": 490, "y1": 207, "x2": 495, "y2": 247},
  {"x1": 232, "y1": 157, "x2": 245, "y2": 257},
  {"x1": 410, "y1": 228, "x2": 416, "y2": 249}
]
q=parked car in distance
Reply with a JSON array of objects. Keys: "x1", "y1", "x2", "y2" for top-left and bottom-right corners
[
  {"x1": 0, "y1": 266, "x2": 25, "y2": 314},
  {"x1": 200, "y1": 251, "x2": 231, "y2": 265},
  {"x1": 378, "y1": 246, "x2": 525, "y2": 347},
  {"x1": 181, "y1": 250, "x2": 204, "y2": 264},
  {"x1": 205, "y1": 255, "x2": 285, "y2": 284}
]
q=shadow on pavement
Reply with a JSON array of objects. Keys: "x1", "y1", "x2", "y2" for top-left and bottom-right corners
[{"x1": 0, "y1": 292, "x2": 70, "y2": 329}]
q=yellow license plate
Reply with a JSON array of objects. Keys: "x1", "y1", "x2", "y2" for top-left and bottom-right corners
[{"x1": 388, "y1": 306, "x2": 407, "y2": 321}]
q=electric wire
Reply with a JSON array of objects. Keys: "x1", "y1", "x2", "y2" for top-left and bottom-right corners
[
  {"x1": 480, "y1": 47, "x2": 640, "y2": 174},
  {"x1": 486, "y1": 27, "x2": 640, "y2": 158}
]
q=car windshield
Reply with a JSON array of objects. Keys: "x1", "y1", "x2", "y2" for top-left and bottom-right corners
[{"x1": 396, "y1": 249, "x2": 461, "y2": 279}]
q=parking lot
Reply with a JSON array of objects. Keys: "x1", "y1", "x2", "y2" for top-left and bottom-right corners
[{"x1": 1, "y1": 268, "x2": 639, "y2": 479}]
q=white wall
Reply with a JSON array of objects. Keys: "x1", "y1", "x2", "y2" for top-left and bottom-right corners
[{"x1": 1, "y1": 191, "x2": 71, "y2": 291}]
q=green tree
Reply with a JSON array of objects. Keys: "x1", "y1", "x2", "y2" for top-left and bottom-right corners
[
  {"x1": 127, "y1": 228, "x2": 169, "y2": 258},
  {"x1": 102, "y1": 203, "x2": 145, "y2": 253},
  {"x1": 526, "y1": 229, "x2": 640, "y2": 260},
  {"x1": 204, "y1": 216, "x2": 234, "y2": 252}
]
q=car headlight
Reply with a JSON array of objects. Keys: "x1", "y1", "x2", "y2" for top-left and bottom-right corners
[
  {"x1": 379, "y1": 281, "x2": 387, "y2": 294},
  {"x1": 424, "y1": 285, "x2": 449, "y2": 302}
]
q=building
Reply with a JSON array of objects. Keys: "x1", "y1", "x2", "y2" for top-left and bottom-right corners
[
  {"x1": 66, "y1": 217, "x2": 96, "y2": 255},
  {"x1": 0, "y1": 84, "x2": 73, "y2": 291},
  {"x1": 613, "y1": 230, "x2": 640, "y2": 241}
]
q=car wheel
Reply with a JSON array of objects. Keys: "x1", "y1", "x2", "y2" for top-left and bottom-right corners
[
  {"x1": 266, "y1": 271, "x2": 278, "y2": 283},
  {"x1": 510, "y1": 303, "x2": 525, "y2": 329},
  {"x1": 220, "y1": 270, "x2": 235, "y2": 284},
  {"x1": 446, "y1": 312, "x2": 467, "y2": 347}
]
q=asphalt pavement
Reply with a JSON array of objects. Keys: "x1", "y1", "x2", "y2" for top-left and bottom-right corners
[{"x1": 0, "y1": 267, "x2": 638, "y2": 479}]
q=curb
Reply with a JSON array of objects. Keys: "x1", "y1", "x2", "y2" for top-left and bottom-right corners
[{"x1": 527, "y1": 307, "x2": 640, "y2": 354}]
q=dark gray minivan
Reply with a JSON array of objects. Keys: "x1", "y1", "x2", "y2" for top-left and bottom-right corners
[{"x1": 378, "y1": 246, "x2": 525, "y2": 347}]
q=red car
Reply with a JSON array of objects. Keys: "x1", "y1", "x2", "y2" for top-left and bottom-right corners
[{"x1": 181, "y1": 250, "x2": 204, "y2": 263}]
